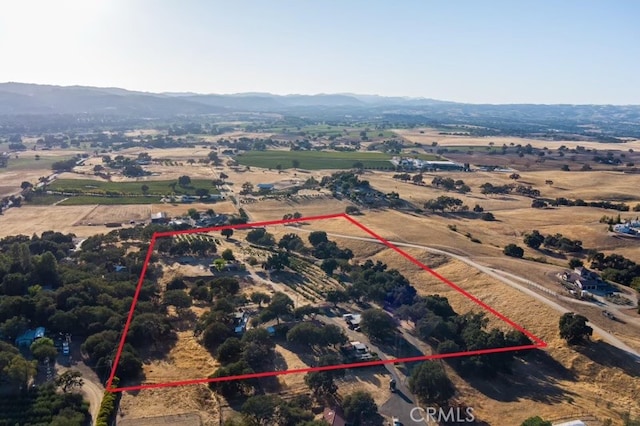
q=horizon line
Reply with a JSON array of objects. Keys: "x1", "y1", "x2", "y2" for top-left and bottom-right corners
[{"x1": 1, "y1": 80, "x2": 638, "y2": 107}]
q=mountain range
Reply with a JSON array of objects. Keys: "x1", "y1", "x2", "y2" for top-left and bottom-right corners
[{"x1": 1, "y1": 83, "x2": 639, "y2": 138}]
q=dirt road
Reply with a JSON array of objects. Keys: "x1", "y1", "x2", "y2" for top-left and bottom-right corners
[
  {"x1": 288, "y1": 228, "x2": 640, "y2": 362},
  {"x1": 57, "y1": 362, "x2": 104, "y2": 424}
]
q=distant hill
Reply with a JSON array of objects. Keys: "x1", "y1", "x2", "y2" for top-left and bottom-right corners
[
  {"x1": 1, "y1": 83, "x2": 639, "y2": 140},
  {"x1": 0, "y1": 83, "x2": 222, "y2": 116}
]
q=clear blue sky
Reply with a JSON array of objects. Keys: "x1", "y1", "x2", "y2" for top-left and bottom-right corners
[{"x1": 1, "y1": 0, "x2": 639, "y2": 104}]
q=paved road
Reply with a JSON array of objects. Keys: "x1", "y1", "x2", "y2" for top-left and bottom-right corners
[
  {"x1": 287, "y1": 228, "x2": 640, "y2": 363},
  {"x1": 317, "y1": 314, "x2": 425, "y2": 426}
]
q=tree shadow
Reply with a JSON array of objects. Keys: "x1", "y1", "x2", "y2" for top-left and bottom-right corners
[
  {"x1": 272, "y1": 350, "x2": 288, "y2": 372},
  {"x1": 275, "y1": 340, "x2": 321, "y2": 370},
  {"x1": 136, "y1": 331, "x2": 179, "y2": 364},
  {"x1": 453, "y1": 350, "x2": 577, "y2": 404},
  {"x1": 574, "y1": 340, "x2": 640, "y2": 378},
  {"x1": 537, "y1": 248, "x2": 567, "y2": 260},
  {"x1": 376, "y1": 334, "x2": 424, "y2": 361}
]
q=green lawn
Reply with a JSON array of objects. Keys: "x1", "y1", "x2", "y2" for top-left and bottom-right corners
[
  {"x1": 48, "y1": 179, "x2": 220, "y2": 196},
  {"x1": 24, "y1": 194, "x2": 67, "y2": 205},
  {"x1": 57, "y1": 195, "x2": 163, "y2": 205},
  {"x1": 0, "y1": 155, "x2": 75, "y2": 173},
  {"x1": 236, "y1": 150, "x2": 440, "y2": 170}
]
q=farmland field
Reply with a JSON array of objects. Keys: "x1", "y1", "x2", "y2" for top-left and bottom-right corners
[
  {"x1": 48, "y1": 178, "x2": 220, "y2": 196},
  {"x1": 236, "y1": 150, "x2": 438, "y2": 170},
  {"x1": 57, "y1": 195, "x2": 164, "y2": 205},
  {"x1": 0, "y1": 155, "x2": 76, "y2": 172}
]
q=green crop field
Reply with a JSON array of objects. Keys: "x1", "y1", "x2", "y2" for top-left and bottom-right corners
[
  {"x1": 0, "y1": 155, "x2": 75, "y2": 173},
  {"x1": 57, "y1": 195, "x2": 163, "y2": 205},
  {"x1": 48, "y1": 179, "x2": 220, "y2": 196},
  {"x1": 24, "y1": 194, "x2": 67, "y2": 205},
  {"x1": 236, "y1": 150, "x2": 438, "y2": 170}
]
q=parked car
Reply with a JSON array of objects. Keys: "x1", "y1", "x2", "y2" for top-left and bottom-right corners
[{"x1": 392, "y1": 417, "x2": 402, "y2": 426}]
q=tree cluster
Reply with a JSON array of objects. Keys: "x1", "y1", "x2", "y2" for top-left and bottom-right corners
[
  {"x1": 589, "y1": 252, "x2": 640, "y2": 288},
  {"x1": 246, "y1": 228, "x2": 276, "y2": 247},
  {"x1": 286, "y1": 322, "x2": 347, "y2": 348},
  {"x1": 523, "y1": 230, "x2": 583, "y2": 253},
  {"x1": 398, "y1": 296, "x2": 532, "y2": 377},
  {"x1": 424, "y1": 195, "x2": 467, "y2": 212},
  {"x1": 550, "y1": 197, "x2": 630, "y2": 211},
  {"x1": 236, "y1": 393, "x2": 320, "y2": 426},
  {"x1": 208, "y1": 328, "x2": 276, "y2": 399},
  {"x1": 431, "y1": 176, "x2": 471, "y2": 193}
]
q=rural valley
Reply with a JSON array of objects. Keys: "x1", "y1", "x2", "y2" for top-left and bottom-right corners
[{"x1": 1, "y1": 83, "x2": 639, "y2": 426}]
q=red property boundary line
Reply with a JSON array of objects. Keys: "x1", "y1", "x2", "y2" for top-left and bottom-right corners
[{"x1": 106, "y1": 213, "x2": 546, "y2": 393}]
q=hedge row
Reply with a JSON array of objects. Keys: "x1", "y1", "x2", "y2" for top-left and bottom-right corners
[{"x1": 96, "y1": 378, "x2": 120, "y2": 426}]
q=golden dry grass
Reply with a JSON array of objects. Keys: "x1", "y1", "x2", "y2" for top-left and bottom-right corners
[
  {"x1": 243, "y1": 198, "x2": 350, "y2": 222},
  {"x1": 75, "y1": 204, "x2": 151, "y2": 225},
  {"x1": 0, "y1": 205, "x2": 97, "y2": 238},
  {"x1": 275, "y1": 344, "x2": 310, "y2": 389},
  {"x1": 119, "y1": 385, "x2": 220, "y2": 426},
  {"x1": 395, "y1": 127, "x2": 640, "y2": 151},
  {"x1": 141, "y1": 331, "x2": 219, "y2": 384},
  {"x1": 336, "y1": 368, "x2": 392, "y2": 407}
]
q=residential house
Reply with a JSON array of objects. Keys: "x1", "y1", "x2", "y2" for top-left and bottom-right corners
[
  {"x1": 323, "y1": 406, "x2": 346, "y2": 426},
  {"x1": 561, "y1": 267, "x2": 610, "y2": 293},
  {"x1": 15, "y1": 327, "x2": 46, "y2": 348}
]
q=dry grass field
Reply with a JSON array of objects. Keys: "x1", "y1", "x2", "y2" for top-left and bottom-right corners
[
  {"x1": 0, "y1": 205, "x2": 97, "y2": 237},
  {"x1": 395, "y1": 127, "x2": 640, "y2": 151},
  {"x1": 139, "y1": 330, "x2": 219, "y2": 385},
  {"x1": 243, "y1": 197, "x2": 351, "y2": 222},
  {"x1": 74, "y1": 204, "x2": 151, "y2": 225},
  {"x1": 119, "y1": 385, "x2": 220, "y2": 426},
  {"x1": 3, "y1": 134, "x2": 640, "y2": 423},
  {"x1": 0, "y1": 148, "x2": 85, "y2": 197},
  {"x1": 349, "y1": 245, "x2": 640, "y2": 424}
]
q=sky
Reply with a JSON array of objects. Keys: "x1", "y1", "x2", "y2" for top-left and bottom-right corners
[{"x1": 1, "y1": 0, "x2": 639, "y2": 104}]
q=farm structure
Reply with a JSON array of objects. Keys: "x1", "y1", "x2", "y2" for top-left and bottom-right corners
[
  {"x1": 391, "y1": 156, "x2": 465, "y2": 171},
  {"x1": 151, "y1": 212, "x2": 168, "y2": 224}
]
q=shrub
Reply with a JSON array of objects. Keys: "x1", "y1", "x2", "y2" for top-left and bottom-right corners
[
  {"x1": 481, "y1": 212, "x2": 495, "y2": 221},
  {"x1": 504, "y1": 244, "x2": 524, "y2": 258}
]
